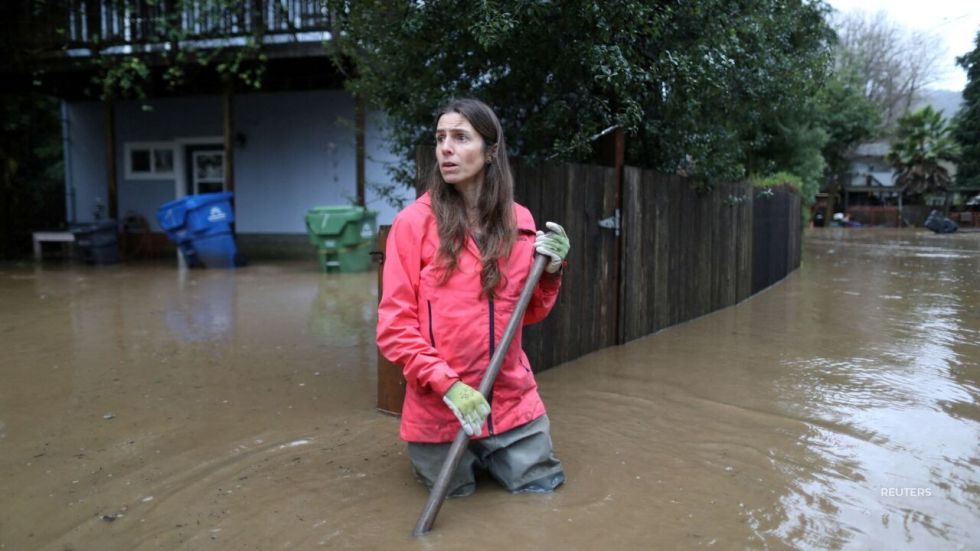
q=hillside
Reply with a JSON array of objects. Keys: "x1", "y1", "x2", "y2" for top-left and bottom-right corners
[{"x1": 914, "y1": 89, "x2": 965, "y2": 119}]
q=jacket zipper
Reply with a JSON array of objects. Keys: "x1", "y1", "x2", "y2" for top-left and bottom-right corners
[
  {"x1": 427, "y1": 300, "x2": 436, "y2": 347},
  {"x1": 486, "y1": 297, "x2": 495, "y2": 435}
]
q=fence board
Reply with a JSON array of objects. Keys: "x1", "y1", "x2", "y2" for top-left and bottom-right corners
[
  {"x1": 622, "y1": 166, "x2": 651, "y2": 338},
  {"x1": 514, "y1": 160, "x2": 619, "y2": 372},
  {"x1": 750, "y1": 186, "x2": 802, "y2": 294}
]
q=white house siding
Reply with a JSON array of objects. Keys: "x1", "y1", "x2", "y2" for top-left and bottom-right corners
[
  {"x1": 846, "y1": 142, "x2": 897, "y2": 189},
  {"x1": 847, "y1": 155, "x2": 896, "y2": 188},
  {"x1": 233, "y1": 89, "x2": 406, "y2": 233},
  {"x1": 364, "y1": 109, "x2": 410, "y2": 225},
  {"x1": 62, "y1": 90, "x2": 409, "y2": 236},
  {"x1": 117, "y1": 96, "x2": 224, "y2": 230}
]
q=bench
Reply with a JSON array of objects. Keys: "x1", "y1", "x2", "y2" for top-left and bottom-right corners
[{"x1": 32, "y1": 231, "x2": 76, "y2": 260}]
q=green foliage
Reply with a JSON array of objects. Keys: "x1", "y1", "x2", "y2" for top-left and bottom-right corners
[
  {"x1": 0, "y1": 94, "x2": 65, "y2": 259},
  {"x1": 751, "y1": 171, "x2": 804, "y2": 192},
  {"x1": 887, "y1": 106, "x2": 960, "y2": 196},
  {"x1": 329, "y1": 0, "x2": 835, "y2": 189},
  {"x1": 813, "y1": 70, "x2": 881, "y2": 182},
  {"x1": 953, "y1": 31, "x2": 980, "y2": 190},
  {"x1": 750, "y1": 117, "x2": 827, "y2": 205},
  {"x1": 750, "y1": 171, "x2": 812, "y2": 228},
  {"x1": 96, "y1": 56, "x2": 152, "y2": 100}
]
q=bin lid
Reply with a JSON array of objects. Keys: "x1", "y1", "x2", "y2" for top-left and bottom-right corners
[
  {"x1": 307, "y1": 205, "x2": 366, "y2": 215},
  {"x1": 305, "y1": 205, "x2": 367, "y2": 235},
  {"x1": 70, "y1": 219, "x2": 118, "y2": 234},
  {"x1": 157, "y1": 200, "x2": 189, "y2": 231},
  {"x1": 158, "y1": 193, "x2": 234, "y2": 231},
  {"x1": 182, "y1": 192, "x2": 234, "y2": 210}
]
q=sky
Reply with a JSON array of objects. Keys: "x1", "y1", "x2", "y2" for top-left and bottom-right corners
[{"x1": 827, "y1": 0, "x2": 979, "y2": 91}]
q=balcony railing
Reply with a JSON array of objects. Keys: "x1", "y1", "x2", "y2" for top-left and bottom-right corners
[{"x1": 56, "y1": 0, "x2": 332, "y2": 53}]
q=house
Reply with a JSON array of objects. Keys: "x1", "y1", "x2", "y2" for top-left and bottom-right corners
[
  {"x1": 837, "y1": 141, "x2": 969, "y2": 226},
  {"x1": 842, "y1": 141, "x2": 900, "y2": 208},
  {"x1": 16, "y1": 1, "x2": 413, "y2": 259}
]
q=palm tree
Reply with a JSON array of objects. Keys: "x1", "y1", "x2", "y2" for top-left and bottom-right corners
[{"x1": 886, "y1": 106, "x2": 960, "y2": 198}]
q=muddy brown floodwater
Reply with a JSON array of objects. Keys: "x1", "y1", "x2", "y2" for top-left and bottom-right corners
[{"x1": 1, "y1": 228, "x2": 978, "y2": 550}]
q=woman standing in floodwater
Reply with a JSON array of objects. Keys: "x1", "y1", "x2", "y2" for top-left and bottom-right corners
[{"x1": 377, "y1": 98, "x2": 570, "y2": 496}]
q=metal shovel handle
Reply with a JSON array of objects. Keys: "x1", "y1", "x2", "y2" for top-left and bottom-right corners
[{"x1": 413, "y1": 252, "x2": 550, "y2": 536}]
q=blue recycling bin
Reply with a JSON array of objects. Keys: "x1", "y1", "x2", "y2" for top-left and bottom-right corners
[{"x1": 157, "y1": 192, "x2": 240, "y2": 268}]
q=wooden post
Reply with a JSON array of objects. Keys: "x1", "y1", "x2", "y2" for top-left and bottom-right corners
[
  {"x1": 827, "y1": 184, "x2": 837, "y2": 225},
  {"x1": 376, "y1": 225, "x2": 406, "y2": 415},
  {"x1": 898, "y1": 192, "x2": 903, "y2": 227},
  {"x1": 223, "y1": 84, "x2": 237, "y2": 238},
  {"x1": 355, "y1": 95, "x2": 366, "y2": 206},
  {"x1": 223, "y1": 86, "x2": 236, "y2": 195},
  {"x1": 104, "y1": 100, "x2": 118, "y2": 220}
]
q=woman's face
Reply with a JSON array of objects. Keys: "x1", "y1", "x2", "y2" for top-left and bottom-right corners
[{"x1": 436, "y1": 112, "x2": 488, "y2": 190}]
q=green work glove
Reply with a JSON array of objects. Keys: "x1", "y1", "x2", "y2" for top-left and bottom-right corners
[
  {"x1": 534, "y1": 221, "x2": 570, "y2": 273},
  {"x1": 443, "y1": 381, "x2": 491, "y2": 437}
]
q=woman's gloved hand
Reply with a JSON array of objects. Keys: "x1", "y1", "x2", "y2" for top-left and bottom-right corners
[
  {"x1": 535, "y1": 221, "x2": 570, "y2": 274},
  {"x1": 443, "y1": 381, "x2": 491, "y2": 437}
]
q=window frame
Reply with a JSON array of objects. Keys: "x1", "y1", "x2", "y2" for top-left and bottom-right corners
[{"x1": 124, "y1": 141, "x2": 176, "y2": 180}]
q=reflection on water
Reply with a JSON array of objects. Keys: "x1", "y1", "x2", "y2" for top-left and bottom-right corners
[
  {"x1": 760, "y1": 228, "x2": 980, "y2": 548},
  {"x1": 164, "y1": 270, "x2": 236, "y2": 342},
  {"x1": 0, "y1": 229, "x2": 977, "y2": 549},
  {"x1": 537, "y1": 228, "x2": 979, "y2": 549},
  {"x1": 306, "y1": 275, "x2": 377, "y2": 348}
]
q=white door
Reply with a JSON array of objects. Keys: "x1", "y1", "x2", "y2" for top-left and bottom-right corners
[{"x1": 191, "y1": 149, "x2": 225, "y2": 194}]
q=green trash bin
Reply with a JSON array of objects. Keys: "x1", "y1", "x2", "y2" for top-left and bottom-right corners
[{"x1": 304, "y1": 205, "x2": 378, "y2": 272}]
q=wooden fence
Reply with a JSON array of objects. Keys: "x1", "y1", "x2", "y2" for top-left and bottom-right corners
[
  {"x1": 516, "y1": 164, "x2": 800, "y2": 368},
  {"x1": 844, "y1": 206, "x2": 901, "y2": 227},
  {"x1": 620, "y1": 171, "x2": 754, "y2": 341},
  {"x1": 376, "y1": 156, "x2": 802, "y2": 413}
]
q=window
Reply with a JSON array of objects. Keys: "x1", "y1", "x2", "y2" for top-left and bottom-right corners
[
  {"x1": 192, "y1": 150, "x2": 225, "y2": 194},
  {"x1": 124, "y1": 142, "x2": 175, "y2": 179}
]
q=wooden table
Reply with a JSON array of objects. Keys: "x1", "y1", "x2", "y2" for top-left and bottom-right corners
[{"x1": 32, "y1": 231, "x2": 75, "y2": 260}]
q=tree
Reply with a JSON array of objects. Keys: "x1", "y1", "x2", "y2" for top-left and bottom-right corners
[
  {"x1": 813, "y1": 70, "x2": 881, "y2": 184},
  {"x1": 832, "y1": 10, "x2": 946, "y2": 132},
  {"x1": 749, "y1": 112, "x2": 828, "y2": 206},
  {"x1": 0, "y1": 93, "x2": 65, "y2": 259},
  {"x1": 330, "y1": 0, "x2": 835, "y2": 189},
  {"x1": 953, "y1": 31, "x2": 980, "y2": 190},
  {"x1": 887, "y1": 106, "x2": 959, "y2": 198},
  {"x1": 0, "y1": 4, "x2": 65, "y2": 258}
]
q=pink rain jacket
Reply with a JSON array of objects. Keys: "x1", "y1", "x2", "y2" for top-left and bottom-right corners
[{"x1": 377, "y1": 192, "x2": 562, "y2": 443}]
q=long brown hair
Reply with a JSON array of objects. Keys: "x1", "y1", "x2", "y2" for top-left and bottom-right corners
[{"x1": 428, "y1": 98, "x2": 516, "y2": 299}]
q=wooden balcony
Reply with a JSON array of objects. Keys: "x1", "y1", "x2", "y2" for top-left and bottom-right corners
[
  {"x1": 0, "y1": 1, "x2": 343, "y2": 97},
  {"x1": 44, "y1": 0, "x2": 333, "y2": 55}
]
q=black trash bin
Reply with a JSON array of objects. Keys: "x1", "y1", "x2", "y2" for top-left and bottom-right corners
[{"x1": 72, "y1": 220, "x2": 120, "y2": 265}]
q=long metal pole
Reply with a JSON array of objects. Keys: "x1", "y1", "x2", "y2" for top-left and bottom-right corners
[{"x1": 413, "y1": 253, "x2": 550, "y2": 536}]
